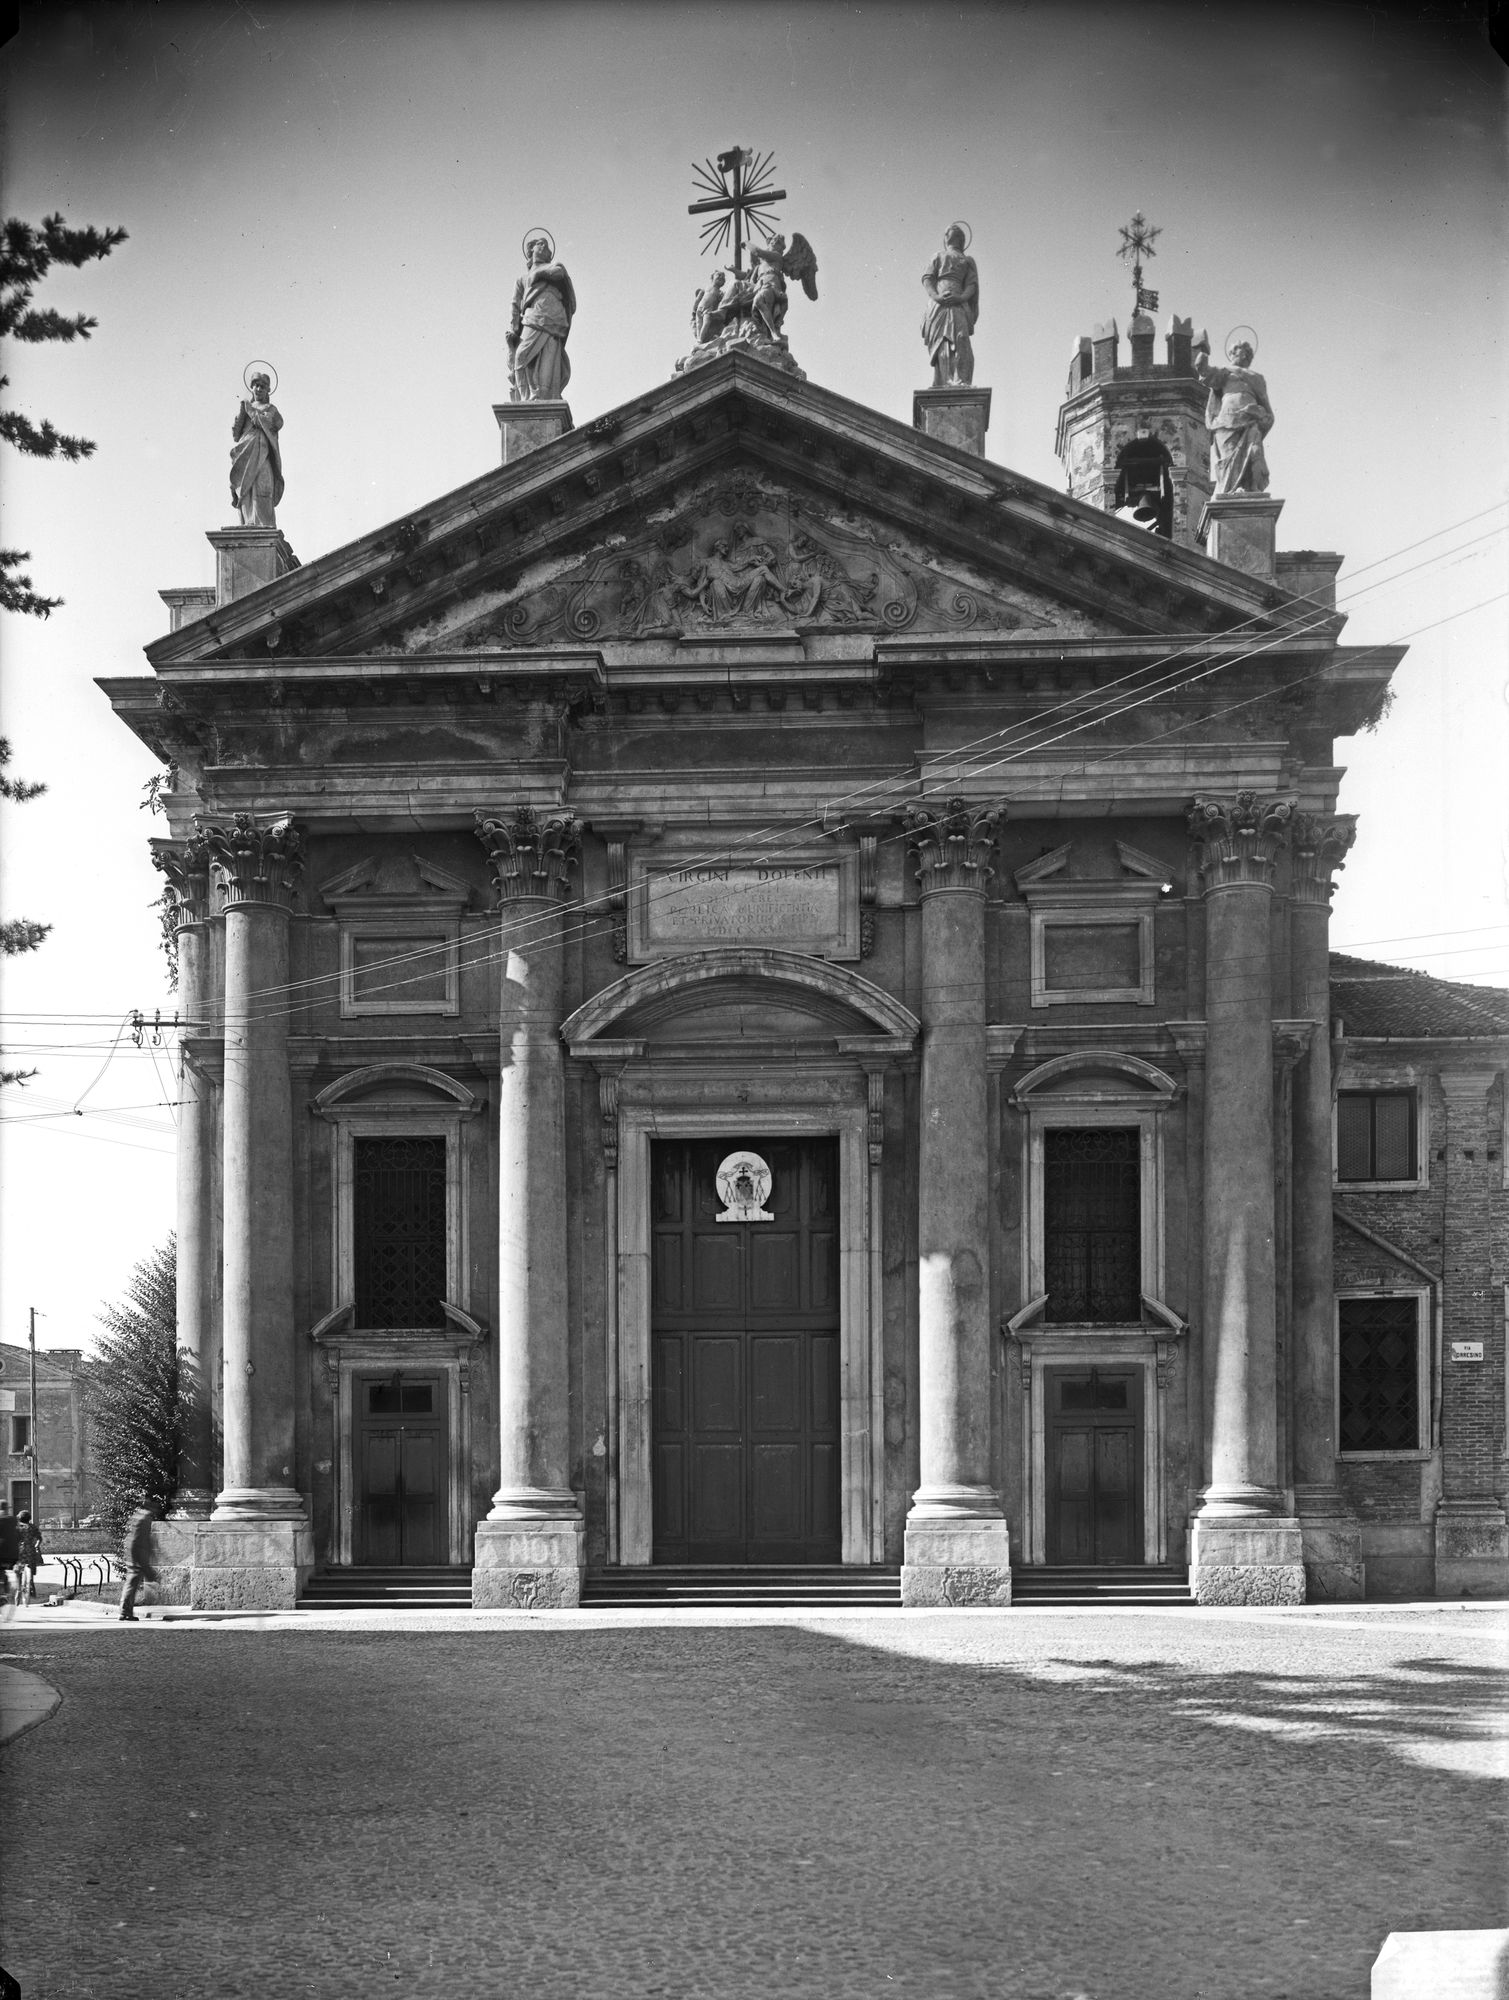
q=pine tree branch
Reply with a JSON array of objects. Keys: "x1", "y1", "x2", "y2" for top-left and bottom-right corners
[
  {"x1": 0, "y1": 406, "x2": 96, "y2": 460},
  {"x1": 1, "y1": 919, "x2": 53, "y2": 955},
  {"x1": 0, "y1": 550, "x2": 62, "y2": 617},
  {"x1": 9, "y1": 306, "x2": 100, "y2": 344}
]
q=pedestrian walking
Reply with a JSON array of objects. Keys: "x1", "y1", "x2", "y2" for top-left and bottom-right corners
[
  {"x1": 13, "y1": 1511, "x2": 40, "y2": 1608},
  {"x1": 118, "y1": 1503, "x2": 158, "y2": 1622},
  {"x1": 0, "y1": 1504, "x2": 20, "y2": 1608}
]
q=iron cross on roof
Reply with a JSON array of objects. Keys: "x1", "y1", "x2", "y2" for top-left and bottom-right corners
[
  {"x1": 1117, "y1": 210, "x2": 1162, "y2": 315},
  {"x1": 688, "y1": 147, "x2": 787, "y2": 280}
]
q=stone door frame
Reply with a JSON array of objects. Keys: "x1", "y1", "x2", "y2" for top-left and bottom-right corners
[{"x1": 615, "y1": 1092, "x2": 881, "y2": 1567}]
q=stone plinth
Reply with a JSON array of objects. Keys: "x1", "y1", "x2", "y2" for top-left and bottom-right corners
[
  {"x1": 902, "y1": 1515, "x2": 1012, "y2": 1607},
  {"x1": 494, "y1": 400, "x2": 573, "y2": 464},
  {"x1": 1200, "y1": 494, "x2": 1283, "y2": 581},
  {"x1": 1372, "y1": 1930, "x2": 1509, "y2": 1999},
  {"x1": 913, "y1": 386, "x2": 992, "y2": 458},
  {"x1": 159, "y1": 586, "x2": 217, "y2": 633},
  {"x1": 139, "y1": 1519, "x2": 199, "y2": 1606},
  {"x1": 1189, "y1": 1518, "x2": 1305, "y2": 1605},
  {"x1": 207, "y1": 528, "x2": 298, "y2": 607},
  {"x1": 189, "y1": 1519, "x2": 314, "y2": 1610},
  {"x1": 472, "y1": 1518, "x2": 585, "y2": 1609},
  {"x1": 1434, "y1": 1498, "x2": 1509, "y2": 1598}
]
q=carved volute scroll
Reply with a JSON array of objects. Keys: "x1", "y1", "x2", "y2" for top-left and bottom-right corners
[
  {"x1": 200, "y1": 812, "x2": 305, "y2": 911},
  {"x1": 1289, "y1": 811, "x2": 1357, "y2": 907},
  {"x1": 904, "y1": 796, "x2": 1005, "y2": 894},
  {"x1": 150, "y1": 834, "x2": 214, "y2": 930},
  {"x1": 474, "y1": 806, "x2": 582, "y2": 904},
  {"x1": 1186, "y1": 791, "x2": 1294, "y2": 890}
]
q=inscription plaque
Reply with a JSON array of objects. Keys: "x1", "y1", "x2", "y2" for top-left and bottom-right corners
[{"x1": 626, "y1": 846, "x2": 860, "y2": 961}]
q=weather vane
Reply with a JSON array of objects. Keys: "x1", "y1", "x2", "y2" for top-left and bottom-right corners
[
  {"x1": 1117, "y1": 211, "x2": 1161, "y2": 315},
  {"x1": 688, "y1": 146, "x2": 787, "y2": 282}
]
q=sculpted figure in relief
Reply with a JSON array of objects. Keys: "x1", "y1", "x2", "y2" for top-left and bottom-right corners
[
  {"x1": 921, "y1": 225, "x2": 979, "y2": 386},
  {"x1": 229, "y1": 374, "x2": 284, "y2": 528},
  {"x1": 508, "y1": 232, "x2": 576, "y2": 401},
  {"x1": 1193, "y1": 333, "x2": 1274, "y2": 495}
]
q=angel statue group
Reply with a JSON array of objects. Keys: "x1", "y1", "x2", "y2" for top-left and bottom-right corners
[{"x1": 680, "y1": 232, "x2": 820, "y2": 377}]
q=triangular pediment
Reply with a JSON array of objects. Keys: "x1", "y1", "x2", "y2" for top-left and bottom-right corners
[
  {"x1": 319, "y1": 851, "x2": 475, "y2": 911},
  {"x1": 146, "y1": 353, "x2": 1319, "y2": 671}
]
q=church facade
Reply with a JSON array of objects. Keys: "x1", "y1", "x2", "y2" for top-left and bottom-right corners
[{"x1": 107, "y1": 313, "x2": 1496, "y2": 1612}]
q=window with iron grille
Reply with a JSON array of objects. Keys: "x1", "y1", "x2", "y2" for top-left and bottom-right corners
[
  {"x1": 1044, "y1": 1127, "x2": 1141, "y2": 1322},
  {"x1": 1336, "y1": 1090, "x2": 1417, "y2": 1183},
  {"x1": 354, "y1": 1136, "x2": 447, "y2": 1329},
  {"x1": 1337, "y1": 1295, "x2": 1422, "y2": 1452}
]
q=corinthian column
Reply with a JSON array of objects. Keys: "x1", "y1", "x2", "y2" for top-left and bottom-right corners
[
  {"x1": 1187, "y1": 793, "x2": 1305, "y2": 1604},
  {"x1": 1289, "y1": 813, "x2": 1364, "y2": 1599},
  {"x1": 151, "y1": 836, "x2": 219, "y2": 1518},
  {"x1": 472, "y1": 806, "x2": 584, "y2": 1608},
  {"x1": 191, "y1": 814, "x2": 312, "y2": 1610},
  {"x1": 901, "y1": 798, "x2": 1011, "y2": 1607}
]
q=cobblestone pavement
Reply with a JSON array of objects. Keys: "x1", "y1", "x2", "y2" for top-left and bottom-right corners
[{"x1": 0, "y1": 1605, "x2": 1504, "y2": 1999}]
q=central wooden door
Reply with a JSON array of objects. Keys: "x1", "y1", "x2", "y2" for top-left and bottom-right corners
[
  {"x1": 651, "y1": 1138, "x2": 840, "y2": 1565},
  {"x1": 1045, "y1": 1367, "x2": 1142, "y2": 1565},
  {"x1": 355, "y1": 1371, "x2": 447, "y2": 1566}
]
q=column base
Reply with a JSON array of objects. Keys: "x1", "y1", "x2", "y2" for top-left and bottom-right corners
[
  {"x1": 1190, "y1": 1514, "x2": 1305, "y2": 1605},
  {"x1": 1434, "y1": 1498, "x2": 1509, "y2": 1599},
  {"x1": 1294, "y1": 1486, "x2": 1365, "y2": 1601},
  {"x1": 189, "y1": 1517, "x2": 314, "y2": 1610},
  {"x1": 473, "y1": 1516, "x2": 584, "y2": 1609},
  {"x1": 210, "y1": 1485, "x2": 309, "y2": 1522},
  {"x1": 167, "y1": 1488, "x2": 215, "y2": 1520},
  {"x1": 902, "y1": 1511, "x2": 1011, "y2": 1607}
]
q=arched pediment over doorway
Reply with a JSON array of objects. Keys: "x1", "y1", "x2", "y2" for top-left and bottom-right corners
[
  {"x1": 561, "y1": 948, "x2": 919, "y2": 1053},
  {"x1": 1010, "y1": 1050, "x2": 1179, "y2": 1108},
  {"x1": 311, "y1": 1062, "x2": 480, "y2": 1113}
]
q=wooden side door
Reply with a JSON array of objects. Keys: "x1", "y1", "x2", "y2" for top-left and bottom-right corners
[
  {"x1": 355, "y1": 1372, "x2": 447, "y2": 1566},
  {"x1": 651, "y1": 1138, "x2": 840, "y2": 1565},
  {"x1": 1045, "y1": 1368, "x2": 1142, "y2": 1565}
]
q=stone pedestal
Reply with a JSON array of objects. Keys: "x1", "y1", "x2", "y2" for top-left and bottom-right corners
[
  {"x1": 913, "y1": 386, "x2": 991, "y2": 459},
  {"x1": 139, "y1": 1519, "x2": 199, "y2": 1605},
  {"x1": 151, "y1": 837, "x2": 219, "y2": 1519},
  {"x1": 472, "y1": 809, "x2": 584, "y2": 1609},
  {"x1": 190, "y1": 1519, "x2": 315, "y2": 1611},
  {"x1": 494, "y1": 401, "x2": 573, "y2": 465},
  {"x1": 159, "y1": 586, "x2": 217, "y2": 633},
  {"x1": 1199, "y1": 494, "x2": 1283, "y2": 582},
  {"x1": 1289, "y1": 816, "x2": 1364, "y2": 1598},
  {"x1": 902, "y1": 800, "x2": 1011, "y2": 1607},
  {"x1": 207, "y1": 527, "x2": 298, "y2": 607},
  {"x1": 1434, "y1": 1498, "x2": 1509, "y2": 1599},
  {"x1": 1187, "y1": 796, "x2": 1307, "y2": 1604},
  {"x1": 202, "y1": 817, "x2": 309, "y2": 1597}
]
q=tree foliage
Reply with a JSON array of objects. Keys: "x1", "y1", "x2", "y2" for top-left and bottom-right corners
[
  {"x1": 0, "y1": 737, "x2": 50, "y2": 1082},
  {"x1": 86, "y1": 1234, "x2": 188, "y2": 1539},
  {"x1": 1, "y1": 212, "x2": 128, "y2": 616}
]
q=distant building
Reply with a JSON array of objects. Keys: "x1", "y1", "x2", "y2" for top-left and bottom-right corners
[
  {"x1": 0, "y1": 1344, "x2": 93, "y2": 1527},
  {"x1": 1329, "y1": 956, "x2": 1509, "y2": 1598}
]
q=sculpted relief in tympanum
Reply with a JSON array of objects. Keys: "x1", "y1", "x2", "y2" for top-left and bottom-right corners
[{"x1": 398, "y1": 477, "x2": 1080, "y2": 654}]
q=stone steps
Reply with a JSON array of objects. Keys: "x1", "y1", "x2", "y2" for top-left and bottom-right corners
[
  {"x1": 299, "y1": 1567, "x2": 474, "y2": 1609},
  {"x1": 1011, "y1": 1564, "x2": 1195, "y2": 1606},
  {"x1": 583, "y1": 1565, "x2": 904, "y2": 1609}
]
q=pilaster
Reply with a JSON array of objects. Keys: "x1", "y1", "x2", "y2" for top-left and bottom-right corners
[
  {"x1": 1288, "y1": 813, "x2": 1364, "y2": 1597},
  {"x1": 1186, "y1": 794, "x2": 1306, "y2": 1604},
  {"x1": 471, "y1": 806, "x2": 585, "y2": 1608},
  {"x1": 193, "y1": 814, "x2": 310, "y2": 1610},
  {"x1": 901, "y1": 798, "x2": 1012, "y2": 1605}
]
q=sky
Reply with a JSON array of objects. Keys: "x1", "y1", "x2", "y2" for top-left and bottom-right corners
[{"x1": 1, "y1": 0, "x2": 1506, "y2": 1353}]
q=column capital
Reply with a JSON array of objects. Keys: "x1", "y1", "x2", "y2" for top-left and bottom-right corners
[
  {"x1": 1187, "y1": 792, "x2": 1294, "y2": 890},
  {"x1": 474, "y1": 805, "x2": 582, "y2": 903},
  {"x1": 1289, "y1": 812, "x2": 1357, "y2": 906},
  {"x1": 150, "y1": 834, "x2": 214, "y2": 929},
  {"x1": 200, "y1": 813, "x2": 305, "y2": 912},
  {"x1": 904, "y1": 796, "x2": 1004, "y2": 894}
]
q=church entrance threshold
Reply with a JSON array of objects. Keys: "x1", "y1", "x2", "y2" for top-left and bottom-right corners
[
  {"x1": 354, "y1": 1370, "x2": 448, "y2": 1566},
  {"x1": 650, "y1": 1138, "x2": 840, "y2": 1565},
  {"x1": 1044, "y1": 1366, "x2": 1143, "y2": 1565}
]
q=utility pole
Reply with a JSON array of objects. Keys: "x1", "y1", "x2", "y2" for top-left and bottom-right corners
[{"x1": 27, "y1": 1306, "x2": 41, "y2": 1519}]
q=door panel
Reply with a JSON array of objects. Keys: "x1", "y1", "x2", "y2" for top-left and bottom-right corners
[
  {"x1": 1045, "y1": 1369, "x2": 1143, "y2": 1565},
  {"x1": 354, "y1": 1372, "x2": 448, "y2": 1567},
  {"x1": 651, "y1": 1138, "x2": 841, "y2": 1565}
]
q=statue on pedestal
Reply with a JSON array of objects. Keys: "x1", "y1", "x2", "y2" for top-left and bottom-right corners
[
  {"x1": 508, "y1": 230, "x2": 576, "y2": 401},
  {"x1": 229, "y1": 369, "x2": 284, "y2": 528},
  {"x1": 1194, "y1": 330, "x2": 1274, "y2": 495},
  {"x1": 921, "y1": 224, "x2": 979, "y2": 386}
]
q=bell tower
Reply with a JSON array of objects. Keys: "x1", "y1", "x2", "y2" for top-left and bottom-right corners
[{"x1": 1054, "y1": 214, "x2": 1211, "y2": 549}]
